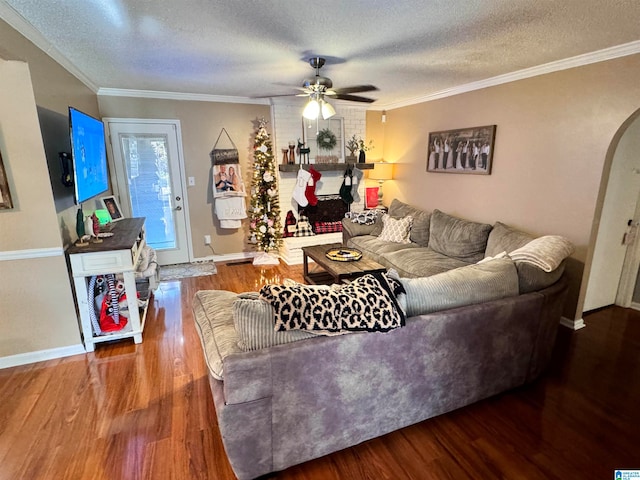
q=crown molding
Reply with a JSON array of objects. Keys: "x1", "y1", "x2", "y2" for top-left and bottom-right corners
[
  {"x1": 374, "y1": 40, "x2": 640, "y2": 111},
  {"x1": 0, "y1": 2, "x2": 99, "y2": 92},
  {"x1": 3, "y1": 1, "x2": 639, "y2": 112},
  {"x1": 97, "y1": 88, "x2": 271, "y2": 105}
]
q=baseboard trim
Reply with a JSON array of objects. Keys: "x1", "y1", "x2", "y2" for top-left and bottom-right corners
[
  {"x1": 191, "y1": 252, "x2": 260, "y2": 264},
  {"x1": 0, "y1": 246, "x2": 64, "y2": 261},
  {"x1": 0, "y1": 344, "x2": 86, "y2": 370},
  {"x1": 560, "y1": 316, "x2": 586, "y2": 330}
]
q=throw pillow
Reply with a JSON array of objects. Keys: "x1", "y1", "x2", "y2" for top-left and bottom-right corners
[
  {"x1": 293, "y1": 214, "x2": 315, "y2": 237},
  {"x1": 484, "y1": 221, "x2": 535, "y2": 258},
  {"x1": 388, "y1": 199, "x2": 431, "y2": 247},
  {"x1": 233, "y1": 295, "x2": 316, "y2": 351},
  {"x1": 345, "y1": 209, "x2": 380, "y2": 225},
  {"x1": 260, "y1": 272, "x2": 405, "y2": 332},
  {"x1": 400, "y1": 257, "x2": 519, "y2": 317},
  {"x1": 378, "y1": 214, "x2": 413, "y2": 244},
  {"x1": 428, "y1": 209, "x2": 492, "y2": 263}
]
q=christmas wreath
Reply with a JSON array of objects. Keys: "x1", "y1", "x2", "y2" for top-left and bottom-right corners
[{"x1": 316, "y1": 128, "x2": 337, "y2": 152}]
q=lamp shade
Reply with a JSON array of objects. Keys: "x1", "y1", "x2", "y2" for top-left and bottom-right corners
[
  {"x1": 303, "y1": 99, "x2": 320, "y2": 119},
  {"x1": 321, "y1": 100, "x2": 336, "y2": 119},
  {"x1": 370, "y1": 162, "x2": 393, "y2": 181}
]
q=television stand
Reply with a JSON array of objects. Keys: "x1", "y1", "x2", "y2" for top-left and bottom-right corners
[{"x1": 66, "y1": 217, "x2": 150, "y2": 352}]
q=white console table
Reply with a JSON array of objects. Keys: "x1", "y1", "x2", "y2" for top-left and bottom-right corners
[{"x1": 67, "y1": 217, "x2": 149, "y2": 352}]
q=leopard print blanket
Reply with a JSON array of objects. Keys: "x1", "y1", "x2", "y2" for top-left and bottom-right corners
[{"x1": 259, "y1": 272, "x2": 405, "y2": 333}]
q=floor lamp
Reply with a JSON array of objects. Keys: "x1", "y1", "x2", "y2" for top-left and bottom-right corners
[{"x1": 370, "y1": 162, "x2": 394, "y2": 206}]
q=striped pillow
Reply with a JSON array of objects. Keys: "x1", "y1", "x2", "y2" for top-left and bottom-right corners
[{"x1": 233, "y1": 296, "x2": 316, "y2": 351}]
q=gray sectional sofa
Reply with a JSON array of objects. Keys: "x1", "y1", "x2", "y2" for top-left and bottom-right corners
[{"x1": 192, "y1": 199, "x2": 572, "y2": 480}]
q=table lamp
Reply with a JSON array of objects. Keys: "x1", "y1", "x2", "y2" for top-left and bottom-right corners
[{"x1": 370, "y1": 161, "x2": 394, "y2": 206}]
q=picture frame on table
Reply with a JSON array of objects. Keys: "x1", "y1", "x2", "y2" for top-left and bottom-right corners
[
  {"x1": 0, "y1": 149, "x2": 14, "y2": 210},
  {"x1": 427, "y1": 125, "x2": 496, "y2": 175},
  {"x1": 365, "y1": 186, "x2": 379, "y2": 209},
  {"x1": 101, "y1": 195, "x2": 124, "y2": 222}
]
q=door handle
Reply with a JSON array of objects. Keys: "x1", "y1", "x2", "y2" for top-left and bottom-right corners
[
  {"x1": 175, "y1": 206, "x2": 182, "y2": 211},
  {"x1": 176, "y1": 196, "x2": 181, "y2": 201}
]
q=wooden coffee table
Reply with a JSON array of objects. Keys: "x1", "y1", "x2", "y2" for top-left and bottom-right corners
[{"x1": 302, "y1": 243, "x2": 386, "y2": 285}]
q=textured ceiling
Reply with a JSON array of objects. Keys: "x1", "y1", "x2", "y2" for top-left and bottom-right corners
[{"x1": 2, "y1": 0, "x2": 640, "y2": 108}]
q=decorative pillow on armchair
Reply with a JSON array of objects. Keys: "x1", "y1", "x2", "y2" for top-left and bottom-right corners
[{"x1": 378, "y1": 214, "x2": 413, "y2": 244}]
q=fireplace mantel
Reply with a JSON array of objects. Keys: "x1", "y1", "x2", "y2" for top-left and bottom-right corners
[{"x1": 278, "y1": 163, "x2": 374, "y2": 172}]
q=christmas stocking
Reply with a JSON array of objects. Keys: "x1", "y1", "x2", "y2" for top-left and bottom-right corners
[
  {"x1": 339, "y1": 168, "x2": 354, "y2": 204},
  {"x1": 293, "y1": 168, "x2": 311, "y2": 207},
  {"x1": 351, "y1": 166, "x2": 363, "y2": 203},
  {"x1": 305, "y1": 167, "x2": 322, "y2": 206}
]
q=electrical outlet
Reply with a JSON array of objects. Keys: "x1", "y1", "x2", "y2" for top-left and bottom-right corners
[{"x1": 204, "y1": 235, "x2": 211, "y2": 245}]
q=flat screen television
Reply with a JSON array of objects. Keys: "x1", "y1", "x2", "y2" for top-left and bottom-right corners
[{"x1": 69, "y1": 107, "x2": 109, "y2": 205}]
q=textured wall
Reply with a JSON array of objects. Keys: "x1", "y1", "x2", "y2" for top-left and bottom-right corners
[{"x1": 368, "y1": 54, "x2": 640, "y2": 319}]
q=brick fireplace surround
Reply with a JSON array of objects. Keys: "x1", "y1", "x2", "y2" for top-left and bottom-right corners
[
  {"x1": 271, "y1": 100, "x2": 369, "y2": 264},
  {"x1": 278, "y1": 169, "x2": 365, "y2": 264}
]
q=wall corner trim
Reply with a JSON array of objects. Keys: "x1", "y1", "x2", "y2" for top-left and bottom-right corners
[{"x1": 560, "y1": 316, "x2": 586, "y2": 330}]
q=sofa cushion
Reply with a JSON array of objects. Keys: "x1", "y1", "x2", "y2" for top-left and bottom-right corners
[
  {"x1": 484, "y1": 222, "x2": 572, "y2": 292},
  {"x1": 384, "y1": 247, "x2": 470, "y2": 278},
  {"x1": 260, "y1": 273, "x2": 405, "y2": 332},
  {"x1": 378, "y1": 214, "x2": 413, "y2": 243},
  {"x1": 428, "y1": 209, "x2": 492, "y2": 263},
  {"x1": 485, "y1": 221, "x2": 535, "y2": 258},
  {"x1": 516, "y1": 260, "x2": 566, "y2": 294},
  {"x1": 192, "y1": 290, "x2": 243, "y2": 380},
  {"x1": 233, "y1": 295, "x2": 316, "y2": 351},
  {"x1": 388, "y1": 199, "x2": 431, "y2": 246},
  {"x1": 400, "y1": 257, "x2": 519, "y2": 316},
  {"x1": 348, "y1": 235, "x2": 422, "y2": 265}
]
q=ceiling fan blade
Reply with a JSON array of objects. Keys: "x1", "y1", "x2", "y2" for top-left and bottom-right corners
[
  {"x1": 252, "y1": 86, "x2": 312, "y2": 99},
  {"x1": 332, "y1": 93, "x2": 377, "y2": 103},
  {"x1": 251, "y1": 93, "x2": 303, "y2": 99},
  {"x1": 330, "y1": 85, "x2": 378, "y2": 95}
]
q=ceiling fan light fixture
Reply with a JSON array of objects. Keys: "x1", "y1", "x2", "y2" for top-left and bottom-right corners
[
  {"x1": 321, "y1": 100, "x2": 336, "y2": 119},
  {"x1": 303, "y1": 98, "x2": 320, "y2": 119}
]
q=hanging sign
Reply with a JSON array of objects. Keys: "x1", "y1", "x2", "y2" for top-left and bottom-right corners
[{"x1": 210, "y1": 128, "x2": 246, "y2": 198}]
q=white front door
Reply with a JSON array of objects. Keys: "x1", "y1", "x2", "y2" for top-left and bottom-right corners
[{"x1": 106, "y1": 119, "x2": 191, "y2": 265}]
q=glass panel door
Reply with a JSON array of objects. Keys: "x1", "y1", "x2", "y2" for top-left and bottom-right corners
[{"x1": 107, "y1": 120, "x2": 190, "y2": 265}]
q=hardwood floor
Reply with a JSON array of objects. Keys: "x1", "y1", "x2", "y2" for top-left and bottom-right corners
[{"x1": 0, "y1": 262, "x2": 638, "y2": 479}]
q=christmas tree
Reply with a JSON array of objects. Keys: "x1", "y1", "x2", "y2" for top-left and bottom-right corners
[{"x1": 248, "y1": 118, "x2": 282, "y2": 254}]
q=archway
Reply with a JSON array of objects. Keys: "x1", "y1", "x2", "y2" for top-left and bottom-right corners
[{"x1": 580, "y1": 108, "x2": 640, "y2": 315}]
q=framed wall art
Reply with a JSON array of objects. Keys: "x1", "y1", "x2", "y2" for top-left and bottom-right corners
[
  {"x1": 427, "y1": 125, "x2": 496, "y2": 175},
  {"x1": 0, "y1": 149, "x2": 13, "y2": 209},
  {"x1": 101, "y1": 195, "x2": 124, "y2": 222}
]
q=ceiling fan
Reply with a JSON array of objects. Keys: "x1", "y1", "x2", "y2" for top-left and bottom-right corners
[{"x1": 260, "y1": 57, "x2": 378, "y2": 119}]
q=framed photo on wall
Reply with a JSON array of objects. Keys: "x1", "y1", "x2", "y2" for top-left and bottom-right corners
[
  {"x1": 427, "y1": 125, "x2": 496, "y2": 175},
  {"x1": 101, "y1": 195, "x2": 124, "y2": 222},
  {"x1": 0, "y1": 149, "x2": 14, "y2": 209}
]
